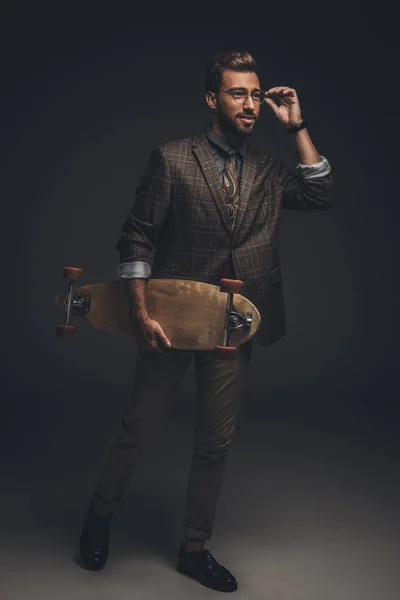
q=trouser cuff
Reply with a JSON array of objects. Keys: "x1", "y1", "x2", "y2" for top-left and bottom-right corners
[
  {"x1": 91, "y1": 493, "x2": 119, "y2": 518},
  {"x1": 182, "y1": 525, "x2": 212, "y2": 541}
]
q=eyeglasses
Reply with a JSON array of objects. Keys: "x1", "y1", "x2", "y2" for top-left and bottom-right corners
[{"x1": 220, "y1": 89, "x2": 266, "y2": 105}]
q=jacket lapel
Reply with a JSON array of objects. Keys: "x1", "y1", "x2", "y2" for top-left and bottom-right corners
[
  {"x1": 192, "y1": 132, "x2": 259, "y2": 242},
  {"x1": 232, "y1": 148, "x2": 258, "y2": 242},
  {"x1": 192, "y1": 133, "x2": 234, "y2": 237}
]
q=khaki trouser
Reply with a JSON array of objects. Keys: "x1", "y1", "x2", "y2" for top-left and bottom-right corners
[{"x1": 93, "y1": 340, "x2": 252, "y2": 541}]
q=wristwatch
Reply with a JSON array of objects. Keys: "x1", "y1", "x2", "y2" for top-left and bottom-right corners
[{"x1": 287, "y1": 119, "x2": 308, "y2": 133}]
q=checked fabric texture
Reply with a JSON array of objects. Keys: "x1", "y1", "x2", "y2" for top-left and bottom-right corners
[
  {"x1": 221, "y1": 151, "x2": 239, "y2": 229},
  {"x1": 116, "y1": 131, "x2": 333, "y2": 346}
]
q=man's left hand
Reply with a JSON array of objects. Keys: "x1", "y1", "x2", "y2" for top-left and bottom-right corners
[{"x1": 264, "y1": 86, "x2": 302, "y2": 127}]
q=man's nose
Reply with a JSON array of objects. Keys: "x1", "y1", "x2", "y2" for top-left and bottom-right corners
[
  {"x1": 244, "y1": 96, "x2": 255, "y2": 107},
  {"x1": 243, "y1": 95, "x2": 256, "y2": 109}
]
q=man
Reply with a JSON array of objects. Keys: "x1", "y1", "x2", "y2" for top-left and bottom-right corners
[{"x1": 78, "y1": 51, "x2": 333, "y2": 593}]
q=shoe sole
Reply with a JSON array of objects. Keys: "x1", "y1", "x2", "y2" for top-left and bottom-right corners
[{"x1": 176, "y1": 563, "x2": 238, "y2": 592}]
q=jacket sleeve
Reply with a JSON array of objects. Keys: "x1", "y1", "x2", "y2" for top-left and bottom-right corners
[
  {"x1": 116, "y1": 146, "x2": 171, "y2": 268},
  {"x1": 274, "y1": 156, "x2": 333, "y2": 211}
]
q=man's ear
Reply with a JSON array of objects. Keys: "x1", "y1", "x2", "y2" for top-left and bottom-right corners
[{"x1": 205, "y1": 91, "x2": 217, "y2": 110}]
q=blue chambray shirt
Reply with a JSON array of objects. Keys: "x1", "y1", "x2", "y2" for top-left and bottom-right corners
[{"x1": 204, "y1": 123, "x2": 247, "y2": 185}]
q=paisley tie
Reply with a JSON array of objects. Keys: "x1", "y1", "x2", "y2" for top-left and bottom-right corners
[{"x1": 222, "y1": 151, "x2": 239, "y2": 228}]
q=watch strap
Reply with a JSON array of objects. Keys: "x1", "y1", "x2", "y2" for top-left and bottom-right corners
[{"x1": 287, "y1": 119, "x2": 308, "y2": 133}]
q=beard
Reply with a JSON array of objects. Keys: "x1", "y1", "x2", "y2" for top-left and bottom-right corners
[{"x1": 216, "y1": 102, "x2": 256, "y2": 137}]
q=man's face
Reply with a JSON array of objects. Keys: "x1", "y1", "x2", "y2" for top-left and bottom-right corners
[{"x1": 213, "y1": 70, "x2": 262, "y2": 136}]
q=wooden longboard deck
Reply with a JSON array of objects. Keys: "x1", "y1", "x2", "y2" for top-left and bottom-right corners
[{"x1": 55, "y1": 278, "x2": 261, "y2": 350}]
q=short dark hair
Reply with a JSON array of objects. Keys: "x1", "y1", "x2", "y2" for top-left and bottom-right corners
[{"x1": 205, "y1": 51, "x2": 257, "y2": 94}]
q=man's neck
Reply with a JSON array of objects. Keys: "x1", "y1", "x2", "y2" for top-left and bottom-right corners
[{"x1": 211, "y1": 120, "x2": 246, "y2": 151}]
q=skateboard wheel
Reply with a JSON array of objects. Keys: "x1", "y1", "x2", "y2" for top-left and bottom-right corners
[
  {"x1": 213, "y1": 345, "x2": 238, "y2": 360},
  {"x1": 63, "y1": 266, "x2": 83, "y2": 280},
  {"x1": 56, "y1": 325, "x2": 76, "y2": 338},
  {"x1": 219, "y1": 279, "x2": 243, "y2": 294}
]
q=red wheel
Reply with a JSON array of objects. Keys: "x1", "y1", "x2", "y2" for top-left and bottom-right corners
[
  {"x1": 56, "y1": 325, "x2": 76, "y2": 338},
  {"x1": 213, "y1": 345, "x2": 238, "y2": 360},
  {"x1": 220, "y1": 278, "x2": 243, "y2": 294},
  {"x1": 63, "y1": 266, "x2": 83, "y2": 280}
]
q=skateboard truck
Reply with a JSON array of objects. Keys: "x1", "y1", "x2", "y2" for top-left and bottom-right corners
[
  {"x1": 72, "y1": 294, "x2": 91, "y2": 316},
  {"x1": 56, "y1": 266, "x2": 85, "y2": 338},
  {"x1": 229, "y1": 308, "x2": 252, "y2": 332},
  {"x1": 214, "y1": 278, "x2": 252, "y2": 359}
]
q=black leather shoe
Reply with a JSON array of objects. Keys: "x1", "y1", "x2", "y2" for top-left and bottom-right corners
[
  {"x1": 78, "y1": 500, "x2": 112, "y2": 571},
  {"x1": 177, "y1": 544, "x2": 238, "y2": 592}
]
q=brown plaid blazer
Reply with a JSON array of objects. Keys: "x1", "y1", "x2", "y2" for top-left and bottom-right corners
[{"x1": 117, "y1": 129, "x2": 333, "y2": 347}]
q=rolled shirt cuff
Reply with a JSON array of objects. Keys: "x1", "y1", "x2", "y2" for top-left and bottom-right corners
[
  {"x1": 297, "y1": 155, "x2": 331, "y2": 179},
  {"x1": 117, "y1": 261, "x2": 151, "y2": 279}
]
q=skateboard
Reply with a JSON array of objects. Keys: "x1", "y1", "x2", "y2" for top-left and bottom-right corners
[{"x1": 55, "y1": 266, "x2": 261, "y2": 358}]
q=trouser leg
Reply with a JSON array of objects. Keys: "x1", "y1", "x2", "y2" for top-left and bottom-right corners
[
  {"x1": 182, "y1": 340, "x2": 253, "y2": 541},
  {"x1": 93, "y1": 347, "x2": 193, "y2": 517}
]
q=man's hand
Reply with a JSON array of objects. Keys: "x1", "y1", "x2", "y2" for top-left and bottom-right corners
[
  {"x1": 132, "y1": 316, "x2": 172, "y2": 353},
  {"x1": 264, "y1": 86, "x2": 302, "y2": 127}
]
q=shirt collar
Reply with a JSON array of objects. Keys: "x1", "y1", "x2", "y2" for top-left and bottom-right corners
[{"x1": 205, "y1": 123, "x2": 247, "y2": 158}]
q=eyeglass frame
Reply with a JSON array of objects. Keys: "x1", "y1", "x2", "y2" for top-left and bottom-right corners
[{"x1": 219, "y1": 88, "x2": 267, "y2": 105}]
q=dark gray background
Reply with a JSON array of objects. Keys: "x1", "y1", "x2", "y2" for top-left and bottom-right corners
[{"x1": 1, "y1": 8, "x2": 399, "y2": 599}]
